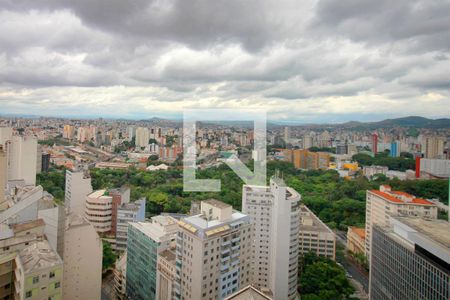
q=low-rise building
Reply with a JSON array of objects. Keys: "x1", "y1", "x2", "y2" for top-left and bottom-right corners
[
  {"x1": 346, "y1": 227, "x2": 365, "y2": 254},
  {"x1": 16, "y1": 240, "x2": 63, "y2": 300},
  {"x1": 299, "y1": 205, "x2": 336, "y2": 260}
]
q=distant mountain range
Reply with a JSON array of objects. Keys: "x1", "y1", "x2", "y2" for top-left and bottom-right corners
[{"x1": 338, "y1": 116, "x2": 450, "y2": 129}]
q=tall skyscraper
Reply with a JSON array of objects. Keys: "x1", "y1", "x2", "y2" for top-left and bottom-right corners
[
  {"x1": 174, "y1": 200, "x2": 253, "y2": 300},
  {"x1": 64, "y1": 170, "x2": 93, "y2": 217},
  {"x1": 242, "y1": 177, "x2": 300, "y2": 300},
  {"x1": 370, "y1": 217, "x2": 450, "y2": 299},
  {"x1": 7, "y1": 135, "x2": 37, "y2": 185},
  {"x1": 365, "y1": 185, "x2": 438, "y2": 257}
]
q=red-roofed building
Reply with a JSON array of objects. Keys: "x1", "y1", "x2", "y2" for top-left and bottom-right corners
[{"x1": 364, "y1": 185, "x2": 437, "y2": 257}]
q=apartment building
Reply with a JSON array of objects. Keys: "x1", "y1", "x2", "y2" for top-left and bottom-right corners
[
  {"x1": 156, "y1": 248, "x2": 176, "y2": 300},
  {"x1": 109, "y1": 186, "x2": 131, "y2": 236},
  {"x1": 63, "y1": 213, "x2": 102, "y2": 300},
  {"x1": 126, "y1": 216, "x2": 178, "y2": 300},
  {"x1": 346, "y1": 227, "x2": 365, "y2": 254},
  {"x1": 63, "y1": 125, "x2": 75, "y2": 140},
  {"x1": 0, "y1": 220, "x2": 62, "y2": 300},
  {"x1": 64, "y1": 169, "x2": 93, "y2": 216},
  {"x1": 362, "y1": 165, "x2": 388, "y2": 179},
  {"x1": 365, "y1": 185, "x2": 437, "y2": 257},
  {"x1": 15, "y1": 240, "x2": 63, "y2": 300},
  {"x1": 115, "y1": 198, "x2": 146, "y2": 251},
  {"x1": 242, "y1": 177, "x2": 300, "y2": 300},
  {"x1": 299, "y1": 205, "x2": 335, "y2": 260},
  {"x1": 85, "y1": 189, "x2": 113, "y2": 234},
  {"x1": 174, "y1": 200, "x2": 253, "y2": 300},
  {"x1": 370, "y1": 217, "x2": 450, "y2": 299},
  {"x1": 114, "y1": 253, "x2": 127, "y2": 300},
  {"x1": 283, "y1": 149, "x2": 330, "y2": 170},
  {"x1": 7, "y1": 135, "x2": 38, "y2": 186}
]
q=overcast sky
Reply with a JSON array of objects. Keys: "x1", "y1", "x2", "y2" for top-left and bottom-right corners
[{"x1": 1, "y1": 0, "x2": 449, "y2": 122}]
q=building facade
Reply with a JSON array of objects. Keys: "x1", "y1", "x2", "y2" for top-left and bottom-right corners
[
  {"x1": 174, "y1": 200, "x2": 253, "y2": 300},
  {"x1": 115, "y1": 198, "x2": 146, "y2": 251},
  {"x1": 346, "y1": 227, "x2": 365, "y2": 254},
  {"x1": 126, "y1": 216, "x2": 178, "y2": 300},
  {"x1": 242, "y1": 177, "x2": 300, "y2": 300},
  {"x1": 63, "y1": 213, "x2": 102, "y2": 300},
  {"x1": 299, "y1": 204, "x2": 336, "y2": 260},
  {"x1": 365, "y1": 185, "x2": 437, "y2": 257},
  {"x1": 370, "y1": 217, "x2": 450, "y2": 300},
  {"x1": 64, "y1": 170, "x2": 93, "y2": 216},
  {"x1": 85, "y1": 189, "x2": 113, "y2": 234}
]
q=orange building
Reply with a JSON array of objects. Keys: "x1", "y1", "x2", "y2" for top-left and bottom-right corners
[{"x1": 283, "y1": 149, "x2": 330, "y2": 170}]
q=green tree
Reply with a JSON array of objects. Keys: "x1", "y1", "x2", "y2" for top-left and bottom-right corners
[
  {"x1": 299, "y1": 253, "x2": 354, "y2": 300},
  {"x1": 102, "y1": 241, "x2": 117, "y2": 270}
]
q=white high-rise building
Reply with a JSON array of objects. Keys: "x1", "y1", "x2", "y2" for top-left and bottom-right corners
[
  {"x1": 136, "y1": 127, "x2": 150, "y2": 148},
  {"x1": 7, "y1": 135, "x2": 37, "y2": 186},
  {"x1": 64, "y1": 170, "x2": 93, "y2": 217},
  {"x1": 242, "y1": 177, "x2": 300, "y2": 300}
]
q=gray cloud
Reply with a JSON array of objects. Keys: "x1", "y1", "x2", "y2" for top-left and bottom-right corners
[{"x1": 0, "y1": 0, "x2": 449, "y2": 121}]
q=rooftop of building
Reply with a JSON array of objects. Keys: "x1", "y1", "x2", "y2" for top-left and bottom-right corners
[
  {"x1": 180, "y1": 209, "x2": 249, "y2": 237},
  {"x1": 299, "y1": 205, "x2": 334, "y2": 234},
  {"x1": 88, "y1": 189, "x2": 110, "y2": 199},
  {"x1": 19, "y1": 240, "x2": 62, "y2": 273},
  {"x1": 224, "y1": 285, "x2": 273, "y2": 300},
  {"x1": 159, "y1": 249, "x2": 176, "y2": 263},
  {"x1": 369, "y1": 185, "x2": 435, "y2": 206},
  {"x1": 65, "y1": 212, "x2": 91, "y2": 229},
  {"x1": 348, "y1": 226, "x2": 366, "y2": 240},
  {"x1": 202, "y1": 199, "x2": 231, "y2": 209},
  {"x1": 395, "y1": 217, "x2": 450, "y2": 249},
  {"x1": 129, "y1": 216, "x2": 177, "y2": 242},
  {"x1": 11, "y1": 219, "x2": 45, "y2": 234}
]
